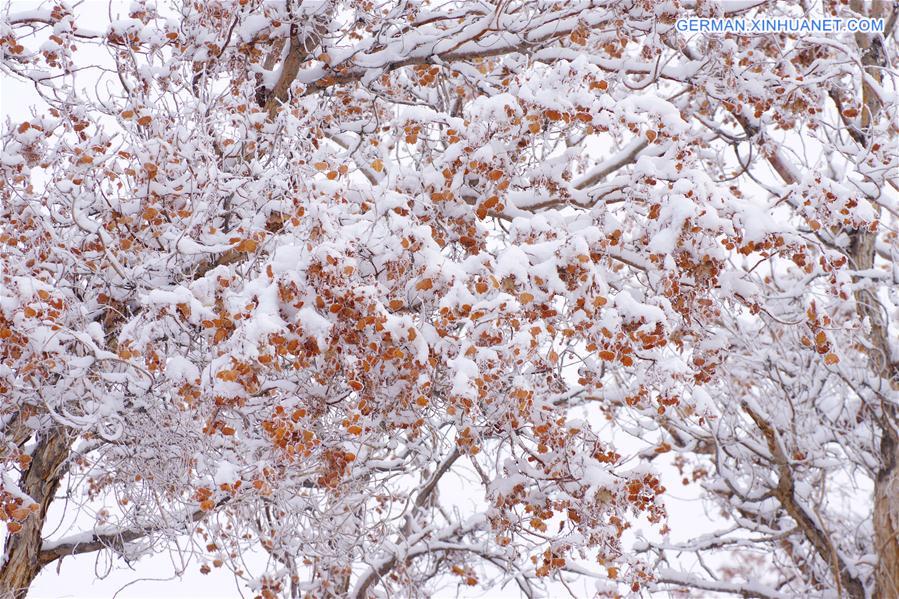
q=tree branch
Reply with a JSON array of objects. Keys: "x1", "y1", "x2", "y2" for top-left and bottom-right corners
[
  {"x1": 37, "y1": 499, "x2": 227, "y2": 567},
  {"x1": 742, "y1": 402, "x2": 866, "y2": 599}
]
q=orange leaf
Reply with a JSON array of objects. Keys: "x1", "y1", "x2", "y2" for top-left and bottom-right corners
[
  {"x1": 824, "y1": 353, "x2": 840, "y2": 365},
  {"x1": 544, "y1": 109, "x2": 561, "y2": 121},
  {"x1": 416, "y1": 278, "x2": 433, "y2": 291},
  {"x1": 217, "y1": 370, "x2": 238, "y2": 382},
  {"x1": 236, "y1": 239, "x2": 258, "y2": 253}
]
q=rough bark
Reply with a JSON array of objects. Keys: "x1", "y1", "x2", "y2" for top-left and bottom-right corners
[
  {"x1": 0, "y1": 427, "x2": 71, "y2": 599},
  {"x1": 854, "y1": 220, "x2": 899, "y2": 599},
  {"x1": 850, "y1": 2, "x2": 899, "y2": 596}
]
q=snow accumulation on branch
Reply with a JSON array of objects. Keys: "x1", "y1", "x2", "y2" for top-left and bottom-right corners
[{"x1": 0, "y1": 0, "x2": 897, "y2": 598}]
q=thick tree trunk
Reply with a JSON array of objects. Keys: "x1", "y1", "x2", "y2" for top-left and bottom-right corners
[
  {"x1": 874, "y1": 429, "x2": 899, "y2": 599},
  {"x1": 849, "y1": 2, "x2": 898, "y2": 595},
  {"x1": 853, "y1": 226, "x2": 899, "y2": 598},
  {"x1": 0, "y1": 427, "x2": 71, "y2": 599}
]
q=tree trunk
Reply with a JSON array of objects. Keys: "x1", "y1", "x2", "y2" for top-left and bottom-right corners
[
  {"x1": 874, "y1": 430, "x2": 899, "y2": 599},
  {"x1": 855, "y1": 225, "x2": 899, "y2": 599},
  {"x1": 853, "y1": 225, "x2": 899, "y2": 598},
  {"x1": 849, "y1": 1, "x2": 897, "y2": 594},
  {"x1": 0, "y1": 427, "x2": 71, "y2": 599}
]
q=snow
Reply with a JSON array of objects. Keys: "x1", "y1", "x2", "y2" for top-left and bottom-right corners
[
  {"x1": 298, "y1": 306, "x2": 332, "y2": 346},
  {"x1": 144, "y1": 286, "x2": 193, "y2": 306},
  {"x1": 212, "y1": 461, "x2": 240, "y2": 486},
  {"x1": 1, "y1": 148, "x2": 24, "y2": 166},
  {"x1": 493, "y1": 246, "x2": 530, "y2": 281},
  {"x1": 613, "y1": 290, "x2": 665, "y2": 325},
  {"x1": 447, "y1": 355, "x2": 479, "y2": 398},
  {"x1": 648, "y1": 227, "x2": 679, "y2": 255},
  {"x1": 466, "y1": 92, "x2": 520, "y2": 124},
  {"x1": 165, "y1": 356, "x2": 200, "y2": 384},
  {"x1": 238, "y1": 15, "x2": 270, "y2": 43},
  {"x1": 107, "y1": 18, "x2": 142, "y2": 35},
  {"x1": 271, "y1": 244, "x2": 309, "y2": 275}
]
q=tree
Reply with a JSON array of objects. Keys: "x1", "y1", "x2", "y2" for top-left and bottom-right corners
[{"x1": 0, "y1": 0, "x2": 896, "y2": 597}]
